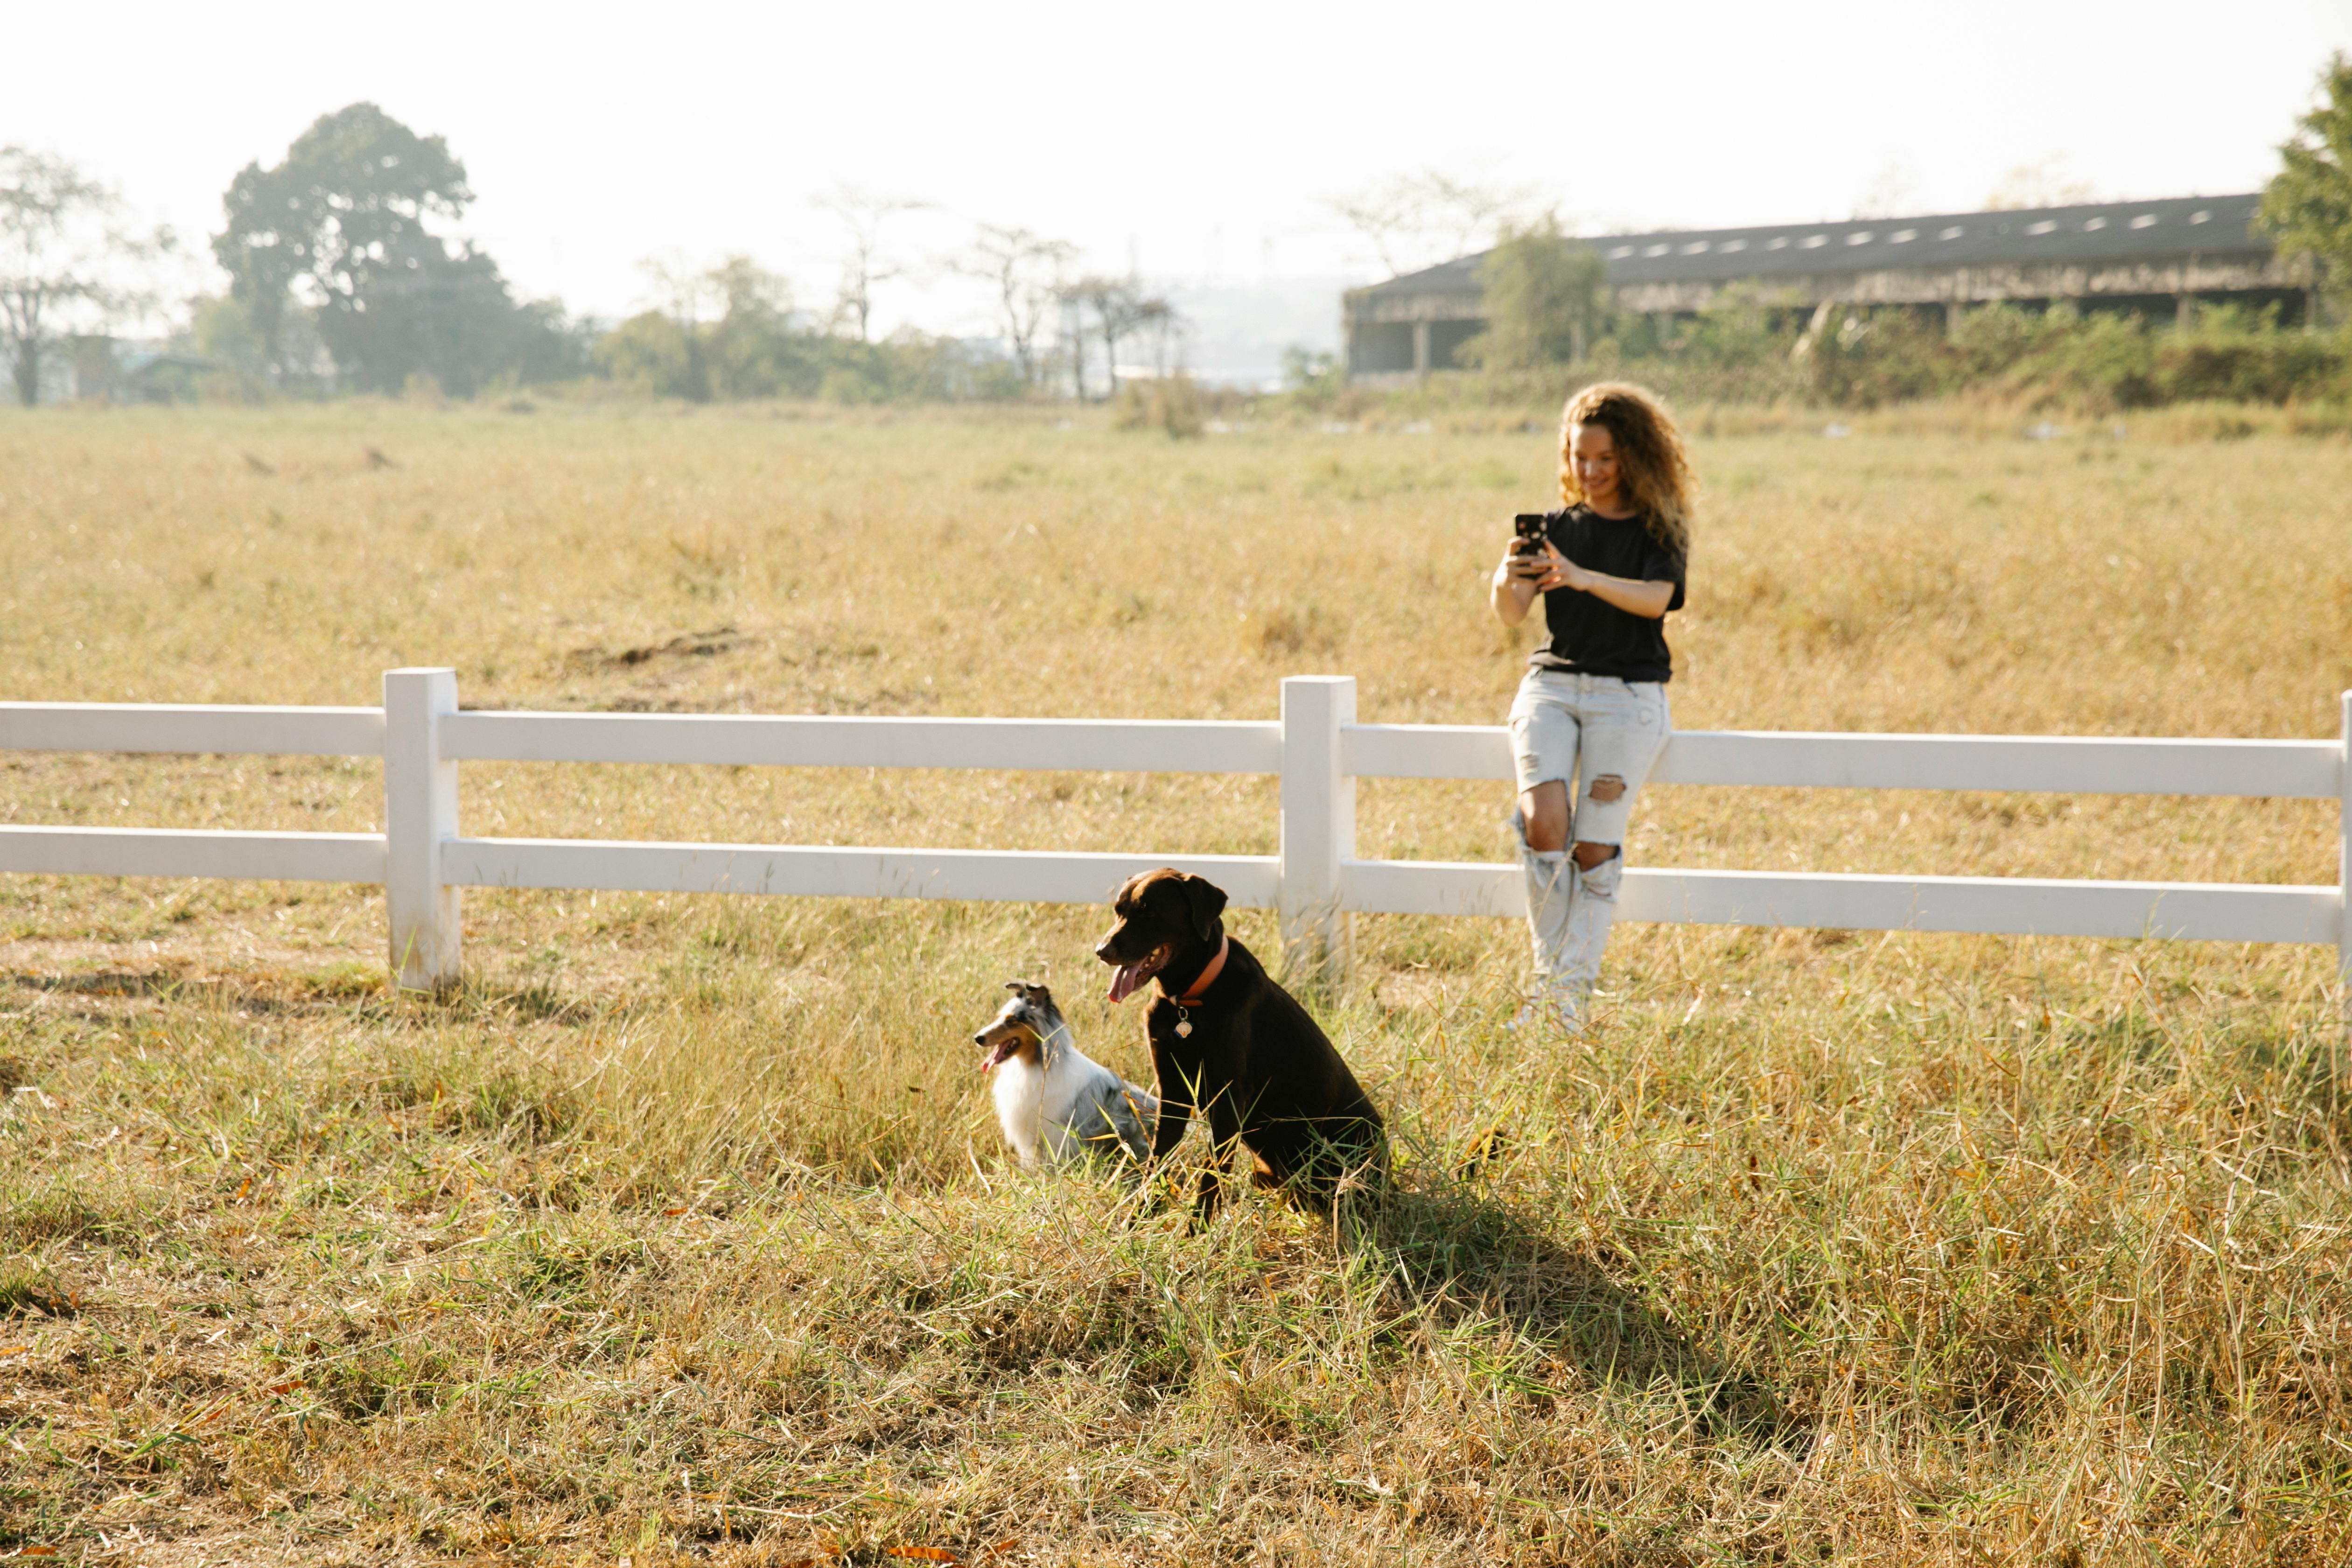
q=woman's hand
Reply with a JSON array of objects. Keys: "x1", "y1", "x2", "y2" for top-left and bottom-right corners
[
  {"x1": 1550, "y1": 546, "x2": 1679, "y2": 619},
  {"x1": 1528, "y1": 541, "x2": 1585, "y2": 594},
  {"x1": 1490, "y1": 539, "x2": 1548, "y2": 627},
  {"x1": 1501, "y1": 543, "x2": 1550, "y2": 585}
]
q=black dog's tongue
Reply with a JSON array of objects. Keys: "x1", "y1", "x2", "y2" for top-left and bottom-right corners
[{"x1": 1106, "y1": 960, "x2": 1148, "y2": 1005}]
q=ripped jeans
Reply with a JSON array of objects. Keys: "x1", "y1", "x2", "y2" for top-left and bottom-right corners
[{"x1": 1507, "y1": 671, "x2": 1671, "y2": 1010}]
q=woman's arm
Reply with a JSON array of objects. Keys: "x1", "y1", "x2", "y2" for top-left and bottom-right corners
[
  {"x1": 1535, "y1": 545, "x2": 1676, "y2": 619},
  {"x1": 1490, "y1": 547, "x2": 1545, "y2": 627}
]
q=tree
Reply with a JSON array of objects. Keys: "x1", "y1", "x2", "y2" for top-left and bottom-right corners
[
  {"x1": 213, "y1": 103, "x2": 573, "y2": 394},
  {"x1": 1281, "y1": 344, "x2": 1343, "y2": 401},
  {"x1": 1063, "y1": 275, "x2": 1171, "y2": 399},
  {"x1": 1058, "y1": 287, "x2": 1091, "y2": 401},
  {"x1": 1135, "y1": 296, "x2": 1182, "y2": 379},
  {"x1": 2261, "y1": 53, "x2": 2352, "y2": 306},
  {"x1": 324, "y1": 235, "x2": 549, "y2": 395},
  {"x1": 956, "y1": 224, "x2": 1073, "y2": 386},
  {"x1": 630, "y1": 253, "x2": 721, "y2": 400},
  {"x1": 703, "y1": 256, "x2": 819, "y2": 399},
  {"x1": 598, "y1": 255, "x2": 820, "y2": 401},
  {"x1": 0, "y1": 148, "x2": 169, "y2": 406},
  {"x1": 187, "y1": 293, "x2": 271, "y2": 380},
  {"x1": 1456, "y1": 216, "x2": 1607, "y2": 371},
  {"x1": 216, "y1": 104, "x2": 468, "y2": 379},
  {"x1": 814, "y1": 187, "x2": 929, "y2": 343},
  {"x1": 593, "y1": 310, "x2": 694, "y2": 396},
  {"x1": 1326, "y1": 169, "x2": 1535, "y2": 278}
]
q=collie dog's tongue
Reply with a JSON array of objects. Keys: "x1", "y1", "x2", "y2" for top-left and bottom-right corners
[{"x1": 1107, "y1": 961, "x2": 1149, "y2": 1004}]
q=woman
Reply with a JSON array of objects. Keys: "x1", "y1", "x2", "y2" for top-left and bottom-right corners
[{"x1": 1488, "y1": 382, "x2": 1693, "y2": 1031}]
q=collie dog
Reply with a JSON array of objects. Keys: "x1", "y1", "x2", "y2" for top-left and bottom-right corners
[{"x1": 973, "y1": 980, "x2": 1156, "y2": 1167}]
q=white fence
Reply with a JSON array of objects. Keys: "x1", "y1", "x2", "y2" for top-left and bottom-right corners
[{"x1": 2, "y1": 670, "x2": 2346, "y2": 997}]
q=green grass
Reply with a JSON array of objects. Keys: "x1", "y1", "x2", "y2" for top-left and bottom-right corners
[
  {"x1": 0, "y1": 399, "x2": 2347, "y2": 1564},
  {"x1": 4, "y1": 901, "x2": 2345, "y2": 1563}
]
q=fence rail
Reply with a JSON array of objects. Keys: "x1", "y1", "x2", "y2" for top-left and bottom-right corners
[
  {"x1": 0, "y1": 826, "x2": 387, "y2": 884},
  {"x1": 438, "y1": 711, "x2": 1284, "y2": 774},
  {"x1": 2, "y1": 671, "x2": 2346, "y2": 997},
  {"x1": 0, "y1": 702, "x2": 385, "y2": 758},
  {"x1": 1344, "y1": 723, "x2": 2341, "y2": 797}
]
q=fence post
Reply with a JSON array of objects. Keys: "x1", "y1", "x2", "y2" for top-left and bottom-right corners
[
  {"x1": 384, "y1": 667, "x2": 461, "y2": 993},
  {"x1": 1280, "y1": 675, "x2": 1354, "y2": 983},
  {"x1": 2340, "y1": 690, "x2": 2351, "y2": 1023}
]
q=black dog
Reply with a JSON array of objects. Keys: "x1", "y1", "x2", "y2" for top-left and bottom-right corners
[{"x1": 1096, "y1": 868, "x2": 1386, "y2": 1224}]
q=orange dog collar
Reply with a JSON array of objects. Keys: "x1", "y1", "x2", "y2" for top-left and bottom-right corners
[{"x1": 1170, "y1": 935, "x2": 1229, "y2": 1006}]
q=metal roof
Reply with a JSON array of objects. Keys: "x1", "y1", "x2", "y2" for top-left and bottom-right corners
[{"x1": 1355, "y1": 194, "x2": 2271, "y2": 299}]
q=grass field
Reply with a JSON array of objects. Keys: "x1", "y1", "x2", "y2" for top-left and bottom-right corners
[{"x1": 2, "y1": 399, "x2": 2349, "y2": 1565}]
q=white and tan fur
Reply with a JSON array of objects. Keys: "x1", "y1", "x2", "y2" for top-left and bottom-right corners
[{"x1": 973, "y1": 980, "x2": 1156, "y2": 1167}]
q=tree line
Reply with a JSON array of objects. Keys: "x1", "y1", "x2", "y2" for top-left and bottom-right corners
[
  {"x1": 11, "y1": 57, "x2": 2349, "y2": 412},
  {"x1": 2, "y1": 103, "x2": 1181, "y2": 407}
]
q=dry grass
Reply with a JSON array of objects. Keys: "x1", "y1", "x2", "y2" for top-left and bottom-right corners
[{"x1": 1, "y1": 400, "x2": 2348, "y2": 1565}]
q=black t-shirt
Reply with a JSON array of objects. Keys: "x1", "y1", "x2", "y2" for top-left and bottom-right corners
[{"x1": 1527, "y1": 506, "x2": 1687, "y2": 682}]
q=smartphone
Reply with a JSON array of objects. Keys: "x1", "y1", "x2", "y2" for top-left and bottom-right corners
[{"x1": 1512, "y1": 513, "x2": 1550, "y2": 555}]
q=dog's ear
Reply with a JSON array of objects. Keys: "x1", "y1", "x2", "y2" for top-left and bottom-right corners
[
  {"x1": 1179, "y1": 875, "x2": 1227, "y2": 942},
  {"x1": 1004, "y1": 979, "x2": 1028, "y2": 994}
]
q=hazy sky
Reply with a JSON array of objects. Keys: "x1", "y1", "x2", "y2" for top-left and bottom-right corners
[{"x1": 10, "y1": 0, "x2": 2351, "y2": 336}]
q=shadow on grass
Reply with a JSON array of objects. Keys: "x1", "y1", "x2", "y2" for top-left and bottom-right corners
[
  {"x1": 0, "y1": 1265, "x2": 79, "y2": 1319},
  {"x1": 1372, "y1": 1176, "x2": 1802, "y2": 1451},
  {"x1": 0, "y1": 965, "x2": 602, "y2": 1026},
  {"x1": 0, "y1": 1177, "x2": 146, "y2": 1254},
  {"x1": 5, "y1": 964, "x2": 391, "y2": 1017},
  {"x1": 435, "y1": 974, "x2": 595, "y2": 1025}
]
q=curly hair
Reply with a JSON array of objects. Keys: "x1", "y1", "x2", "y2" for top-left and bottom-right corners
[{"x1": 1557, "y1": 381, "x2": 1694, "y2": 558}]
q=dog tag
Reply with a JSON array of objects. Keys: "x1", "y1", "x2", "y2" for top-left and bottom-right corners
[{"x1": 1175, "y1": 1013, "x2": 1192, "y2": 1038}]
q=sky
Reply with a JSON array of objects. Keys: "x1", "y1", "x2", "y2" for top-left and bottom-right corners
[{"x1": 8, "y1": 0, "x2": 2351, "y2": 340}]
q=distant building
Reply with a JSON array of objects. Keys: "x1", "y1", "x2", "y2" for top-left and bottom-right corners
[
  {"x1": 1343, "y1": 193, "x2": 2308, "y2": 385},
  {"x1": 34, "y1": 336, "x2": 218, "y2": 404}
]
